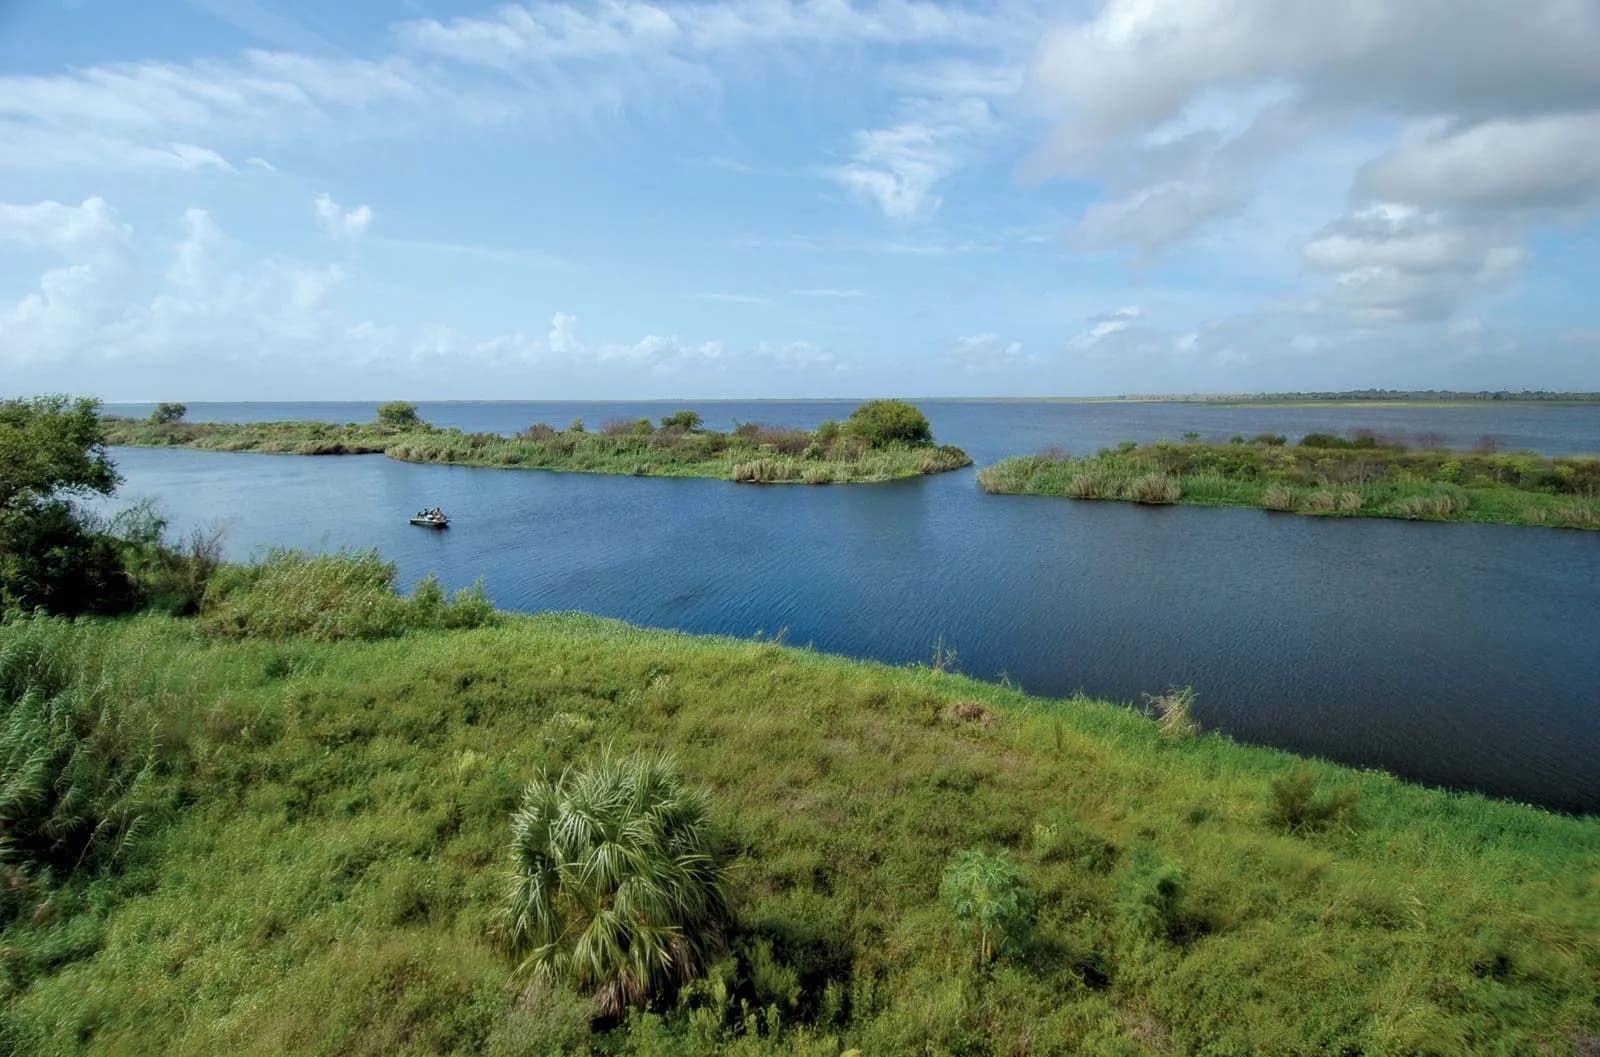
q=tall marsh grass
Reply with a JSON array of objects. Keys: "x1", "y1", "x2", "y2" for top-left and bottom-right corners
[
  {"x1": 200, "y1": 550, "x2": 493, "y2": 641},
  {"x1": 979, "y1": 438, "x2": 1600, "y2": 530}
]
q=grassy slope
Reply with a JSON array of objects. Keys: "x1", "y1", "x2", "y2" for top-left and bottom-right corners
[
  {"x1": 99, "y1": 419, "x2": 973, "y2": 485},
  {"x1": 978, "y1": 442, "x2": 1600, "y2": 530},
  {"x1": 2, "y1": 614, "x2": 1596, "y2": 1056}
]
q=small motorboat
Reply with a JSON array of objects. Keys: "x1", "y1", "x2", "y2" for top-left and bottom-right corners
[{"x1": 409, "y1": 510, "x2": 449, "y2": 528}]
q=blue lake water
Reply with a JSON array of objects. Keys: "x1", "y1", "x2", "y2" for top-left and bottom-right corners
[{"x1": 100, "y1": 400, "x2": 1600, "y2": 812}]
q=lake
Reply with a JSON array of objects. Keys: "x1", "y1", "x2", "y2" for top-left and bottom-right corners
[{"x1": 100, "y1": 400, "x2": 1600, "y2": 812}]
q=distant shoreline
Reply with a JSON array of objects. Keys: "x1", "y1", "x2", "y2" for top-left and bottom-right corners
[{"x1": 103, "y1": 393, "x2": 1600, "y2": 408}]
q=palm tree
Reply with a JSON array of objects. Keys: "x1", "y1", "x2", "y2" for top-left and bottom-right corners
[{"x1": 497, "y1": 751, "x2": 731, "y2": 1017}]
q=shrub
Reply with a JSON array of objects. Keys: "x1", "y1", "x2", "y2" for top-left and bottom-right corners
[
  {"x1": 149, "y1": 402, "x2": 187, "y2": 425},
  {"x1": 568, "y1": 417, "x2": 586, "y2": 433},
  {"x1": 1267, "y1": 768, "x2": 1359, "y2": 834},
  {"x1": 1128, "y1": 474, "x2": 1181, "y2": 504},
  {"x1": 814, "y1": 420, "x2": 841, "y2": 445},
  {"x1": 1252, "y1": 433, "x2": 1287, "y2": 446},
  {"x1": 0, "y1": 500, "x2": 137, "y2": 617},
  {"x1": 660, "y1": 410, "x2": 704, "y2": 432},
  {"x1": 522, "y1": 423, "x2": 557, "y2": 442},
  {"x1": 941, "y1": 850, "x2": 1034, "y2": 964},
  {"x1": 497, "y1": 752, "x2": 731, "y2": 1018},
  {"x1": 843, "y1": 400, "x2": 933, "y2": 448},
  {"x1": 1117, "y1": 846, "x2": 1186, "y2": 942},
  {"x1": 376, "y1": 401, "x2": 422, "y2": 428}
]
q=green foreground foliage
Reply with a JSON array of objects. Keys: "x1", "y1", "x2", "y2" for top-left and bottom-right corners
[
  {"x1": 101, "y1": 400, "x2": 972, "y2": 485},
  {"x1": 0, "y1": 560, "x2": 1595, "y2": 1056},
  {"x1": 978, "y1": 433, "x2": 1600, "y2": 529}
]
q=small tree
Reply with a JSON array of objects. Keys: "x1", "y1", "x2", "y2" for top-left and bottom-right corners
[
  {"x1": 568, "y1": 417, "x2": 586, "y2": 433},
  {"x1": 149, "y1": 402, "x2": 187, "y2": 425},
  {"x1": 376, "y1": 401, "x2": 422, "y2": 429},
  {"x1": 942, "y1": 850, "x2": 1033, "y2": 964},
  {"x1": 843, "y1": 400, "x2": 933, "y2": 448},
  {"x1": 660, "y1": 410, "x2": 704, "y2": 432},
  {"x1": 0, "y1": 396, "x2": 130, "y2": 616},
  {"x1": 498, "y1": 752, "x2": 731, "y2": 1018}
]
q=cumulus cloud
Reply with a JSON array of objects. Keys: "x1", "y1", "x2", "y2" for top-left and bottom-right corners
[
  {"x1": 0, "y1": 197, "x2": 131, "y2": 261},
  {"x1": 0, "y1": 198, "x2": 843, "y2": 392},
  {"x1": 1359, "y1": 112, "x2": 1600, "y2": 211},
  {"x1": 1302, "y1": 205, "x2": 1524, "y2": 321},
  {"x1": 1027, "y1": 0, "x2": 1600, "y2": 318},
  {"x1": 314, "y1": 193, "x2": 373, "y2": 239}
]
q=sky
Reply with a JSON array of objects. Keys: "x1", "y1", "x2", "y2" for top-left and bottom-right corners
[{"x1": 1, "y1": 0, "x2": 1598, "y2": 400}]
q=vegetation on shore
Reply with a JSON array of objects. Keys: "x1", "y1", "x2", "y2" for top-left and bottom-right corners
[
  {"x1": 978, "y1": 431, "x2": 1600, "y2": 530},
  {"x1": 101, "y1": 400, "x2": 972, "y2": 485},
  {"x1": 1, "y1": 556, "x2": 1597, "y2": 1055},
  {"x1": 4, "y1": 406, "x2": 1598, "y2": 1054}
]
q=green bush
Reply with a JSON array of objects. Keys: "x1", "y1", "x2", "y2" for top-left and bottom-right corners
[
  {"x1": 1267, "y1": 769, "x2": 1359, "y2": 834},
  {"x1": 497, "y1": 751, "x2": 732, "y2": 1018},
  {"x1": 941, "y1": 849, "x2": 1034, "y2": 963},
  {"x1": 843, "y1": 400, "x2": 933, "y2": 448},
  {"x1": 1117, "y1": 846, "x2": 1185, "y2": 942},
  {"x1": 149, "y1": 402, "x2": 187, "y2": 425},
  {"x1": 376, "y1": 401, "x2": 422, "y2": 428},
  {"x1": 660, "y1": 410, "x2": 704, "y2": 432}
]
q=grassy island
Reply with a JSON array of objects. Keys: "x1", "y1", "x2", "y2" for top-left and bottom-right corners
[
  {"x1": 979, "y1": 431, "x2": 1600, "y2": 530},
  {"x1": 1, "y1": 552, "x2": 1597, "y2": 1056},
  {"x1": 102, "y1": 400, "x2": 972, "y2": 485}
]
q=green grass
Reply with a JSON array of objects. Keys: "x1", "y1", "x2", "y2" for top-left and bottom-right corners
[
  {"x1": 2, "y1": 604, "x2": 1596, "y2": 1055},
  {"x1": 99, "y1": 417, "x2": 973, "y2": 485},
  {"x1": 978, "y1": 439, "x2": 1600, "y2": 530}
]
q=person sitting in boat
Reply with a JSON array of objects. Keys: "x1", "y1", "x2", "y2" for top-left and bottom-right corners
[{"x1": 431, "y1": 507, "x2": 444, "y2": 519}]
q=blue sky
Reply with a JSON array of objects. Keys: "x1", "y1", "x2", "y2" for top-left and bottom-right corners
[{"x1": 1, "y1": 0, "x2": 1597, "y2": 399}]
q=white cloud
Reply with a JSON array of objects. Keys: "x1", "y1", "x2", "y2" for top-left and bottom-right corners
[
  {"x1": 949, "y1": 332, "x2": 1026, "y2": 371},
  {"x1": 830, "y1": 98, "x2": 993, "y2": 220},
  {"x1": 0, "y1": 197, "x2": 131, "y2": 261},
  {"x1": 1302, "y1": 205, "x2": 1524, "y2": 321},
  {"x1": 1026, "y1": 0, "x2": 1600, "y2": 316},
  {"x1": 0, "y1": 201, "x2": 845, "y2": 391},
  {"x1": 1360, "y1": 111, "x2": 1600, "y2": 211},
  {"x1": 314, "y1": 193, "x2": 373, "y2": 239},
  {"x1": 1028, "y1": 0, "x2": 1600, "y2": 148},
  {"x1": 397, "y1": 1, "x2": 1013, "y2": 67},
  {"x1": 1069, "y1": 305, "x2": 1145, "y2": 348}
]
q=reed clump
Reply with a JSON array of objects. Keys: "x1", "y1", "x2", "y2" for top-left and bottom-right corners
[{"x1": 1128, "y1": 473, "x2": 1181, "y2": 504}]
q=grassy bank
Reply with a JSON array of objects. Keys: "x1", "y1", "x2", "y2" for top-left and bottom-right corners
[
  {"x1": 2, "y1": 561, "x2": 1596, "y2": 1055},
  {"x1": 978, "y1": 435, "x2": 1600, "y2": 530},
  {"x1": 100, "y1": 403, "x2": 972, "y2": 485}
]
